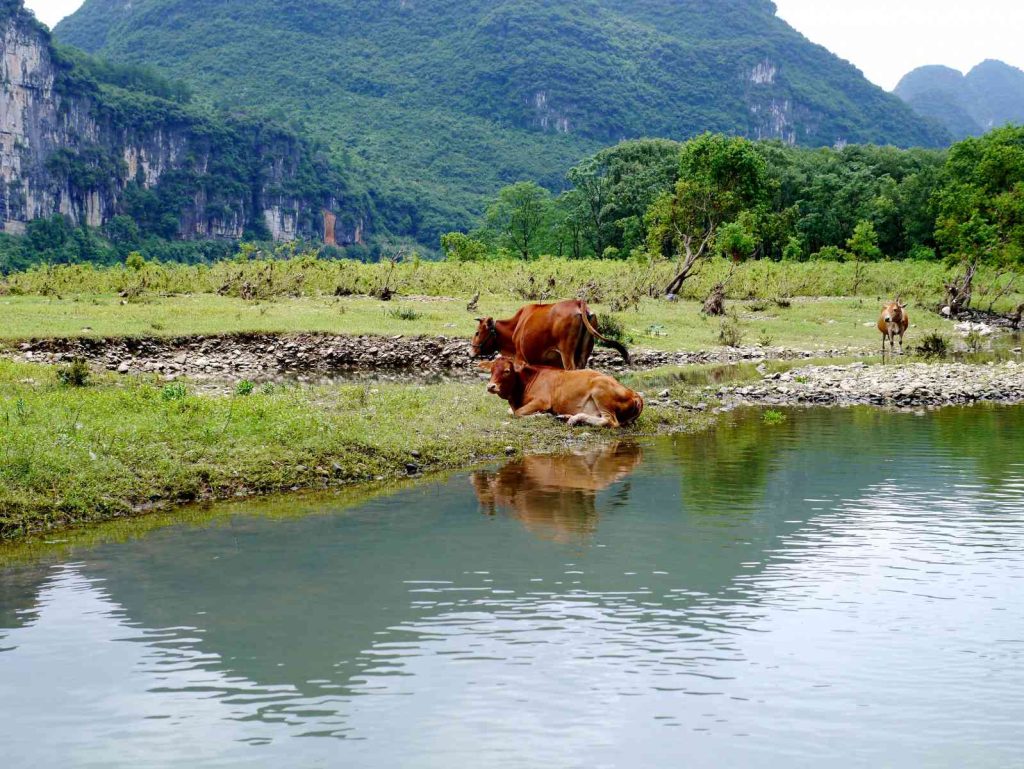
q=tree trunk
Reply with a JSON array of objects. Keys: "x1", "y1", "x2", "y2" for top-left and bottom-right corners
[{"x1": 943, "y1": 260, "x2": 977, "y2": 316}]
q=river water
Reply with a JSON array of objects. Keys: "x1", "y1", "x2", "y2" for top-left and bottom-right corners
[{"x1": 2, "y1": 406, "x2": 1023, "y2": 768}]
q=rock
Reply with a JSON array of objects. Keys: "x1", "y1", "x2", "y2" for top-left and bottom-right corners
[
  {"x1": 117, "y1": 361, "x2": 131, "y2": 373},
  {"x1": 405, "y1": 463, "x2": 420, "y2": 475},
  {"x1": 410, "y1": 450, "x2": 421, "y2": 459},
  {"x1": 504, "y1": 446, "x2": 516, "y2": 456}
]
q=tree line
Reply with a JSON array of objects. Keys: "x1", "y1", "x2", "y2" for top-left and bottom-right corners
[{"x1": 444, "y1": 127, "x2": 1023, "y2": 301}]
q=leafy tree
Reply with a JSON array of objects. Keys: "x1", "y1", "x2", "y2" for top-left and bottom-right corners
[
  {"x1": 482, "y1": 182, "x2": 553, "y2": 260},
  {"x1": 846, "y1": 220, "x2": 883, "y2": 261},
  {"x1": 440, "y1": 232, "x2": 489, "y2": 262},
  {"x1": 647, "y1": 134, "x2": 772, "y2": 295}
]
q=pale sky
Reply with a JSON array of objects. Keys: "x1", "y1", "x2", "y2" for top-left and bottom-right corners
[{"x1": 24, "y1": 0, "x2": 1024, "y2": 91}]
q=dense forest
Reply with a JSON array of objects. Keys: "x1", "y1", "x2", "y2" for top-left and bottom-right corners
[
  {"x1": 56, "y1": 0, "x2": 949, "y2": 245},
  {"x1": 448, "y1": 126, "x2": 1024, "y2": 297}
]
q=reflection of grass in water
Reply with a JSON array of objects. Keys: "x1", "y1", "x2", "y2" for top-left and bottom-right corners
[{"x1": 762, "y1": 409, "x2": 786, "y2": 425}]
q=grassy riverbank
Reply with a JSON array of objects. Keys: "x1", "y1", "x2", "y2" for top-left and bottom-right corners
[
  {"x1": 0, "y1": 358, "x2": 712, "y2": 540},
  {"x1": 0, "y1": 294, "x2": 963, "y2": 354}
]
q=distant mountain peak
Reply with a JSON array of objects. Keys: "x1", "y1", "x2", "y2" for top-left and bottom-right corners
[{"x1": 894, "y1": 58, "x2": 1024, "y2": 140}]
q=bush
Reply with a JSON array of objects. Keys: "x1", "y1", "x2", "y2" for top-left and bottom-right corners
[
  {"x1": 388, "y1": 306, "x2": 423, "y2": 321},
  {"x1": 235, "y1": 379, "x2": 255, "y2": 396},
  {"x1": 916, "y1": 332, "x2": 950, "y2": 359},
  {"x1": 161, "y1": 382, "x2": 188, "y2": 401},
  {"x1": 595, "y1": 314, "x2": 633, "y2": 345},
  {"x1": 56, "y1": 359, "x2": 91, "y2": 387},
  {"x1": 811, "y1": 245, "x2": 850, "y2": 262},
  {"x1": 718, "y1": 315, "x2": 744, "y2": 347}
]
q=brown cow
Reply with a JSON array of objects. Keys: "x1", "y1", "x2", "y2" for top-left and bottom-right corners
[
  {"x1": 470, "y1": 443, "x2": 644, "y2": 543},
  {"x1": 471, "y1": 299, "x2": 629, "y2": 369},
  {"x1": 482, "y1": 357, "x2": 644, "y2": 428},
  {"x1": 878, "y1": 299, "x2": 910, "y2": 355}
]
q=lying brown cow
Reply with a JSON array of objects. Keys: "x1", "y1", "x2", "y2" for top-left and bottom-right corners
[
  {"x1": 472, "y1": 299, "x2": 629, "y2": 369},
  {"x1": 878, "y1": 299, "x2": 910, "y2": 355},
  {"x1": 482, "y1": 357, "x2": 644, "y2": 428}
]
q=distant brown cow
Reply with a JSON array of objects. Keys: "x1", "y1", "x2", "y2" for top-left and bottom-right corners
[
  {"x1": 482, "y1": 357, "x2": 644, "y2": 428},
  {"x1": 878, "y1": 299, "x2": 910, "y2": 355},
  {"x1": 471, "y1": 299, "x2": 629, "y2": 369}
]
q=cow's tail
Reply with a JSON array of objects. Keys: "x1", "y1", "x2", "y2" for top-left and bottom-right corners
[{"x1": 578, "y1": 301, "x2": 631, "y2": 365}]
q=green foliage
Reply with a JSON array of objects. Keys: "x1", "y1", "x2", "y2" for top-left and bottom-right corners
[
  {"x1": 916, "y1": 332, "x2": 950, "y2": 359},
  {"x1": 762, "y1": 409, "x2": 786, "y2": 425},
  {"x1": 480, "y1": 182, "x2": 553, "y2": 260},
  {"x1": 846, "y1": 220, "x2": 883, "y2": 262},
  {"x1": 718, "y1": 315, "x2": 745, "y2": 348},
  {"x1": 440, "y1": 232, "x2": 489, "y2": 262},
  {"x1": 160, "y1": 382, "x2": 188, "y2": 402},
  {"x1": 125, "y1": 251, "x2": 146, "y2": 271},
  {"x1": 235, "y1": 380, "x2": 255, "y2": 397},
  {"x1": 935, "y1": 125, "x2": 1024, "y2": 267},
  {"x1": 56, "y1": 0, "x2": 948, "y2": 247},
  {"x1": 56, "y1": 359, "x2": 91, "y2": 387},
  {"x1": 387, "y1": 306, "x2": 423, "y2": 322}
]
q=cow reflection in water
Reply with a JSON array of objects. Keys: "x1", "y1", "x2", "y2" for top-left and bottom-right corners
[{"x1": 471, "y1": 443, "x2": 644, "y2": 542}]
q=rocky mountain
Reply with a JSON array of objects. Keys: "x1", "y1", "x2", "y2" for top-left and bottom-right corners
[
  {"x1": 895, "y1": 60, "x2": 1024, "y2": 140},
  {"x1": 55, "y1": 0, "x2": 950, "y2": 244},
  {"x1": 1, "y1": 0, "x2": 367, "y2": 246}
]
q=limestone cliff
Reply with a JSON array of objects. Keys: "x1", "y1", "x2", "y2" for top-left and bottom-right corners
[{"x1": 0, "y1": 0, "x2": 365, "y2": 244}]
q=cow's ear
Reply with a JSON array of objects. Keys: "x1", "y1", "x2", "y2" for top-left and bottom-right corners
[
  {"x1": 477, "y1": 360, "x2": 495, "y2": 372},
  {"x1": 899, "y1": 301, "x2": 908, "y2": 309},
  {"x1": 487, "y1": 317, "x2": 496, "y2": 331}
]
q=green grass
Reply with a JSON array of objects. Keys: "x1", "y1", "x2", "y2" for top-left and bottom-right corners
[
  {"x1": 0, "y1": 358, "x2": 709, "y2": 540},
  {"x1": 0, "y1": 293, "x2": 963, "y2": 353}
]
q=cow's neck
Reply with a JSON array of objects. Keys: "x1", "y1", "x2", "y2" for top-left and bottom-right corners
[{"x1": 494, "y1": 318, "x2": 518, "y2": 357}]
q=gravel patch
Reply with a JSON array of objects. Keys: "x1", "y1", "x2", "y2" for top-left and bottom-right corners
[{"x1": 719, "y1": 360, "x2": 1024, "y2": 408}]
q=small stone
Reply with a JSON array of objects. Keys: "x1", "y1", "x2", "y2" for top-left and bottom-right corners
[
  {"x1": 117, "y1": 361, "x2": 131, "y2": 373},
  {"x1": 405, "y1": 463, "x2": 420, "y2": 475},
  {"x1": 410, "y1": 450, "x2": 421, "y2": 459},
  {"x1": 504, "y1": 446, "x2": 516, "y2": 456}
]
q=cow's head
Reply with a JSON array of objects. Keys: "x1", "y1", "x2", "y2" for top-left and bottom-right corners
[
  {"x1": 883, "y1": 299, "x2": 908, "y2": 324},
  {"x1": 471, "y1": 317, "x2": 499, "y2": 358},
  {"x1": 480, "y1": 357, "x2": 522, "y2": 401}
]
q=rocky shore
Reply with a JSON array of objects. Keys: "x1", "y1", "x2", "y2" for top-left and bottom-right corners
[
  {"x1": 718, "y1": 360, "x2": 1024, "y2": 408},
  {"x1": 4, "y1": 332, "x2": 862, "y2": 381}
]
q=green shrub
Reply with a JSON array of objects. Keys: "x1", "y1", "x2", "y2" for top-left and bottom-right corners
[
  {"x1": 56, "y1": 359, "x2": 91, "y2": 387},
  {"x1": 388, "y1": 306, "x2": 423, "y2": 321},
  {"x1": 718, "y1": 316, "x2": 744, "y2": 347},
  {"x1": 915, "y1": 332, "x2": 950, "y2": 359},
  {"x1": 235, "y1": 379, "x2": 255, "y2": 396},
  {"x1": 161, "y1": 382, "x2": 188, "y2": 401}
]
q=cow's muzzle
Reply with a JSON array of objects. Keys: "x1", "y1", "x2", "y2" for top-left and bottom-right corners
[{"x1": 486, "y1": 383, "x2": 498, "y2": 394}]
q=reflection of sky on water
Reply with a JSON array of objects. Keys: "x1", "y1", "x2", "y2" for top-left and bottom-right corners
[{"x1": 1, "y1": 408, "x2": 1023, "y2": 768}]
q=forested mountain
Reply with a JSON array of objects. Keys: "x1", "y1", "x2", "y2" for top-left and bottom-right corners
[
  {"x1": 895, "y1": 60, "x2": 1024, "y2": 140},
  {"x1": 1, "y1": 0, "x2": 368, "y2": 269},
  {"x1": 56, "y1": 0, "x2": 950, "y2": 245}
]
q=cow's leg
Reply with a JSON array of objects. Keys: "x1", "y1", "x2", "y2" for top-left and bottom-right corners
[
  {"x1": 898, "y1": 332, "x2": 905, "y2": 355},
  {"x1": 513, "y1": 400, "x2": 548, "y2": 418},
  {"x1": 566, "y1": 413, "x2": 612, "y2": 428},
  {"x1": 558, "y1": 339, "x2": 578, "y2": 370}
]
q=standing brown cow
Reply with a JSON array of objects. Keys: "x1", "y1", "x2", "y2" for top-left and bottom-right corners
[
  {"x1": 471, "y1": 299, "x2": 629, "y2": 369},
  {"x1": 878, "y1": 299, "x2": 910, "y2": 355}
]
